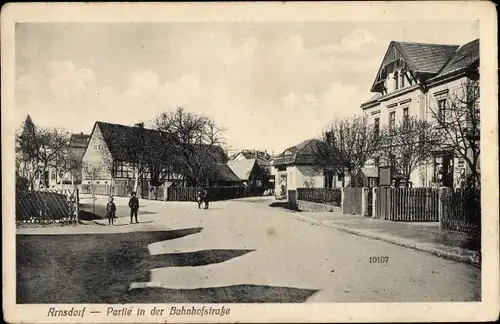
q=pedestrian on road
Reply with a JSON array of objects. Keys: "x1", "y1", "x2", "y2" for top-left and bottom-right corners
[
  {"x1": 197, "y1": 190, "x2": 203, "y2": 209},
  {"x1": 106, "y1": 196, "x2": 116, "y2": 225},
  {"x1": 202, "y1": 188, "x2": 210, "y2": 209},
  {"x1": 129, "y1": 191, "x2": 139, "y2": 224}
]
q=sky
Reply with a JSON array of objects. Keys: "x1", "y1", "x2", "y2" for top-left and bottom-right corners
[{"x1": 15, "y1": 21, "x2": 478, "y2": 155}]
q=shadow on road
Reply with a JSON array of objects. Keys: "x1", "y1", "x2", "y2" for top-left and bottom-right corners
[
  {"x1": 148, "y1": 249, "x2": 255, "y2": 267},
  {"x1": 78, "y1": 210, "x2": 104, "y2": 221},
  {"x1": 128, "y1": 284, "x2": 319, "y2": 303},
  {"x1": 17, "y1": 228, "x2": 203, "y2": 304},
  {"x1": 269, "y1": 201, "x2": 297, "y2": 211},
  {"x1": 17, "y1": 227, "x2": 318, "y2": 303}
]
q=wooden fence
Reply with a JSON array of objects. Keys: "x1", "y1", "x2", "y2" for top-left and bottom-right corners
[
  {"x1": 441, "y1": 188, "x2": 480, "y2": 233},
  {"x1": 167, "y1": 187, "x2": 200, "y2": 201},
  {"x1": 80, "y1": 183, "x2": 133, "y2": 197},
  {"x1": 342, "y1": 187, "x2": 363, "y2": 215},
  {"x1": 16, "y1": 188, "x2": 79, "y2": 225},
  {"x1": 297, "y1": 188, "x2": 341, "y2": 207},
  {"x1": 389, "y1": 187, "x2": 439, "y2": 221},
  {"x1": 166, "y1": 186, "x2": 265, "y2": 202}
]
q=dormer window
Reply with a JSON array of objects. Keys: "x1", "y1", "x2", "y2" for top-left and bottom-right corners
[{"x1": 400, "y1": 70, "x2": 406, "y2": 88}]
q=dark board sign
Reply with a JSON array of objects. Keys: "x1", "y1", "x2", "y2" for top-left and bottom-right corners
[{"x1": 379, "y1": 166, "x2": 392, "y2": 186}]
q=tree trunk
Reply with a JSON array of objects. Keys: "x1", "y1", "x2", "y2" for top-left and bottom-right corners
[{"x1": 134, "y1": 165, "x2": 140, "y2": 193}]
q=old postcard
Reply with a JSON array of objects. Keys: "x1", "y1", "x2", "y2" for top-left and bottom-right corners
[{"x1": 2, "y1": 1, "x2": 499, "y2": 323}]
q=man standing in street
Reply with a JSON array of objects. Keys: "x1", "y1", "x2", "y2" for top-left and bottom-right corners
[{"x1": 129, "y1": 191, "x2": 139, "y2": 224}]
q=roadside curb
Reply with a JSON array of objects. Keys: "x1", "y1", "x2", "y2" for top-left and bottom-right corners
[{"x1": 292, "y1": 213, "x2": 480, "y2": 268}]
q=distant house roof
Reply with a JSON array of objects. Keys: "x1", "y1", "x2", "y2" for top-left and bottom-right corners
[
  {"x1": 227, "y1": 159, "x2": 257, "y2": 181},
  {"x1": 230, "y1": 150, "x2": 272, "y2": 167},
  {"x1": 273, "y1": 138, "x2": 322, "y2": 166},
  {"x1": 211, "y1": 163, "x2": 241, "y2": 182},
  {"x1": 91, "y1": 121, "x2": 227, "y2": 163},
  {"x1": 69, "y1": 133, "x2": 90, "y2": 158},
  {"x1": 70, "y1": 133, "x2": 90, "y2": 148}
]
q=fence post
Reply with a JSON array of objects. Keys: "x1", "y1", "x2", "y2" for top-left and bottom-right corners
[
  {"x1": 361, "y1": 187, "x2": 368, "y2": 216},
  {"x1": 341, "y1": 187, "x2": 345, "y2": 213},
  {"x1": 372, "y1": 187, "x2": 378, "y2": 219},
  {"x1": 438, "y1": 187, "x2": 451, "y2": 230},
  {"x1": 288, "y1": 190, "x2": 297, "y2": 210},
  {"x1": 76, "y1": 187, "x2": 80, "y2": 223}
]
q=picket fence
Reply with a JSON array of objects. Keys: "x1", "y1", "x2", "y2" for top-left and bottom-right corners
[
  {"x1": 166, "y1": 186, "x2": 265, "y2": 202},
  {"x1": 389, "y1": 187, "x2": 439, "y2": 221},
  {"x1": 16, "y1": 188, "x2": 79, "y2": 225},
  {"x1": 297, "y1": 188, "x2": 341, "y2": 207},
  {"x1": 441, "y1": 188, "x2": 481, "y2": 233}
]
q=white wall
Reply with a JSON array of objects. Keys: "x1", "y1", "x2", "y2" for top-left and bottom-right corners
[{"x1": 81, "y1": 124, "x2": 113, "y2": 182}]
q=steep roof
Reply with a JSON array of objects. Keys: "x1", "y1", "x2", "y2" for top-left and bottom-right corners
[
  {"x1": 211, "y1": 163, "x2": 241, "y2": 182},
  {"x1": 365, "y1": 38, "x2": 479, "y2": 106},
  {"x1": 273, "y1": 138, "x2": 322, "y2": 166},
  {"x1": 438, "y1": 39, "x2": 479, "y2": 76},
  {"x1": 92, "y1": 121, "x2": 227, "y2": 163},
  {"x1": 227, "y1": 159, "x2": 257, "y2": 181},
  {"x1": 95, "y1": 121, "x2": 171, "y2": 162},
  {"x1": 394, "y1": 41, "x2": 458, "y2": 74}
]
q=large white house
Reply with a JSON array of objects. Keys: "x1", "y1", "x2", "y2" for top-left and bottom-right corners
[{"x1": 360, "y1": 38, "x2": 479, "y2": 188}]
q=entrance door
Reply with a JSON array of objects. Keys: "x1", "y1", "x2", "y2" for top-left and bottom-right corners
[
  {"x1": 279, "y1": 173, "x2": 287, "y2": 199},
  {"x1": 442, "y1": 153, "x2": 454, "y2": 188}
]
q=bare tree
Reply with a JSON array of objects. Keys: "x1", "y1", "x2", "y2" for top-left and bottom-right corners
[
  {"x1": 376, "y1": 116, "x2": 440, "y2": 185},
  {"x1": 153, "y1": 107, "x2": 227, "y2": 187},
  {"x1": 317, "y1": 115, "x2": 381, "y2": 187},
  {"x1": 53, "y1": 148, "x2": 82, "y2": 189},
  {"x1": 15, "y1": 115, "x2": 70, "y2": 189},
  {"x1": 82, "y1": 162, "x2": 103, "y2": 193},
  {"x1": 429, "y1": 78, "x2": 480, "y2": 189}
]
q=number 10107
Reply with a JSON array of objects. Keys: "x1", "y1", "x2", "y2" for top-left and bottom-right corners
[{"x1": 369, "y1": 256, "x2": 389, "y2": 263}]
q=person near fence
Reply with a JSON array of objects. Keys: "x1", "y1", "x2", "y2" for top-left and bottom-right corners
[
  {"x1": 129, "y1": 191, "x2": 139, "y2": 224},
  {"x1": 106, "y1": 196, "x2": 116, "y2": 225},
  {"x1": 202, "y1": 188, "x2": 210, "y2": 209}
]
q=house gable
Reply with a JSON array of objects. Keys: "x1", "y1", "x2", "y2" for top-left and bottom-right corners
[
  {"x1": 370, "y1": 42, "x2": 418, "y2": 93},
  {"x1": 370, "y1": 41, "x2": 459, "y2": 93},
  {"x1": 81, "y1": 123, "x2": 114, "y2": 180}
]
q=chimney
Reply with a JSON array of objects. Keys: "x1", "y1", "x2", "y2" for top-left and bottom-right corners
[
  {"x1": 135, "y1": 122, "x2": 144, "y2": 128},
  {"x1": 80, "y1": 132, "x2": 83, "y2": 135}
]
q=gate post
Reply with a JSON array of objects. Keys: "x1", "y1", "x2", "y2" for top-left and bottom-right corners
[
  {"x1": 438, "y1": 187, "x2": 451, "y2": 230},
  {"x1": 361, "y1": 187, "x2": 368, "y2": 216},
  {"x1": 372, "y1": 187, "x2": 378, "y2": 219},
  {"x1": 341, "y1": 187, "x2": 345, "y2": 213},
  {"x1": 76, "y1": 187, "x2": 80, "y2": 224}
]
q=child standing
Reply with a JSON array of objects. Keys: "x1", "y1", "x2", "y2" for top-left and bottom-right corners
[
  {"x1": 106, "y1": 196, "x2": 116, "y2": 225},
  {"x1": 128, "y1": 191, "x2": 139, "y2": 224},
  {"x1": 202, "y1": 188, "x2": 209, "y2": 209}
]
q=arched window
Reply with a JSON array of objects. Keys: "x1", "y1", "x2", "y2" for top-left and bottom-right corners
[{"x1": 51, "y1": 171, "x2": 56, "y2": 180}]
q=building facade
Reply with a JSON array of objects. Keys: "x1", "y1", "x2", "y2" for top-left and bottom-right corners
[
  {"x1": 360, "y1": 39, "x2": 479, "y2": 188},
  {"x1": 81, "y1": 121, "x2": 229, "y2": 189},
  {"x1": 272, "y1": 139, "x2": 343, "y2": 197}
]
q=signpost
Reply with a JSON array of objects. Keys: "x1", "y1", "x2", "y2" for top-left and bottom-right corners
[{"x1": 379, "y1": 166, "x2": 392, "y2": 187}]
